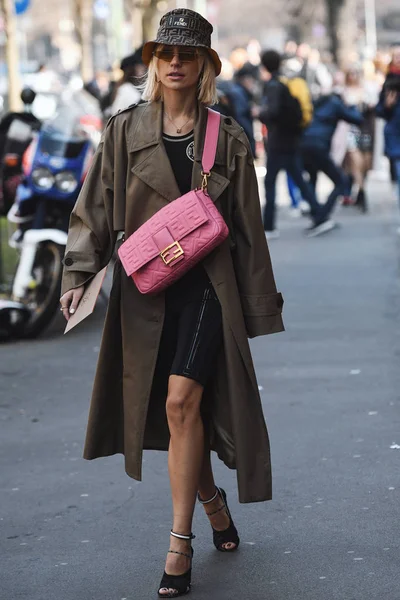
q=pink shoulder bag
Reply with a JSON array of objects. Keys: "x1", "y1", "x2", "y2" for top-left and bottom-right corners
[{"x1": 118, "y1": 108, "x2": 229, "y2": 295}]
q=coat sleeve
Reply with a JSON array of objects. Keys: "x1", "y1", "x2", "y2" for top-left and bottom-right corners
[
  {"x1": 375, "y1": 87, "x2": 394, "y2": 120},
  {"x1": 60, "y1": 119, "x2": 117, "y2": 296},
  {"x1": 337, "y1": 101, "x2": 363, "y2": 126},
  {"x1": 231, "y1": 134, "x2": 284, "y2": 338}
]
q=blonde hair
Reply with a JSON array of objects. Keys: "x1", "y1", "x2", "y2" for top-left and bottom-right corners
[{"x1": 142, "y1": 48, "x2": 218, "y2": 106}]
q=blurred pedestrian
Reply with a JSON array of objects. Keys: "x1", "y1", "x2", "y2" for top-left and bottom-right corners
[
  {"x1": 59, "y1": 8, "x2": 284, "y2": 598},
  {"x1": 286, "y1": 173, "x2": 302, "y2": 214},
  {"x1": 247, "y1": 39, "x2": 262, "y2": 66},
  {"x1": 212, "y1": 58, "x2": 237, "y2": 118},
  {"x1": 259, "y1": 49, "x2": 335, "y2": 238},
  {"x1": 302, "y1": 49, "x2": 333, "y2": 100},
  {"x1": 229, "y1": 62, "x2": 259, "y2": 156},
  {"x1": 213, "y1": 82, "x2": 236, "y2": 117},
  {"x1": 280, "y1": 54, "x2": 315, "y2": 215},
  {"x1": 84, "y1": 70, "x2": 111, "y2": 112},
  {"x1": 376, "y1": 44, "x2": 400, "y2": 223},
  {"x1": 342, "y1": 65, "x2": 379, "y2": 211},
  {"x1": 229, "y1": 47, "x2": 248, "y2": 71},
  {"x1": 301, "y1": 82, "x2": 363, "y2": 219},
  {"x1": 283, "y1": 40, "x2": 298, "y2": 60},
  {"x1": 109, "y1": 47, "x2": 146, "y2": 115}
]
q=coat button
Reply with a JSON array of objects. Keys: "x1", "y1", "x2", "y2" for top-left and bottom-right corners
[{"x1": 64, "y1": 257, "x2": 74, "y2": 266}]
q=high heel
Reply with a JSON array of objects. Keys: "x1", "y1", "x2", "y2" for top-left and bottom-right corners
[
  {"x1": 198, "y1": 487, "x2": 240, "y2": 552},
  {"x1": 355, "y1": 188, "x2": 368, "y2": 213},
  {"x1": 158, "y1": 531, "x2": 195, "y2": 598}
]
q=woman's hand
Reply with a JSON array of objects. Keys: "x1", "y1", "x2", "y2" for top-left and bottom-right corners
[
  {"x1": 385, "y1": 90, "x2": 398, "y2": 109},
  {"x1": 59, "y1": 286, "x2": 85, "y2": 321}
]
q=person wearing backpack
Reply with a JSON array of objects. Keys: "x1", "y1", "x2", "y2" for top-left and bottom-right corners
[
  {"x1": 281, "y1": 56, "x2": 315, "y2": 216},
  {"x1": 259, "y1": 50, "x2": 335, "y2": 238}
]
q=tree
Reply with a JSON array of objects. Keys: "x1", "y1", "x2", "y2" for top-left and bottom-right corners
[
  {"x1": 124, "y1": 0, "x2": 159, "y2": 48},
  {"x1": 325, "y1": 0, "x2": 358, "y2": 66},
  {"x1": 286, "y1": 0, "x2": 358, "y2": 66},
  {"x1": 286, "y1": 0, "x2": 320, "y2": 43},
  {"x1": 73, "y1": 0, "x2": 94, "y2": 82},
  {"x1": 0, "y1": 0, "x2": 22, "y2": 110},
  {"x1": 325, "y1": 0, "x2": 345, "y2": 63},
  {"x1": 142, "y1": 0, "x2": 159, "y2": 42}
]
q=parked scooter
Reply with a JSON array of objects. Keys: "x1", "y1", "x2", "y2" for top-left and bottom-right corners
[
  {"x1": 2, "y1": 91, "x2": 102, "y2": 338},
  {"x1": 0, "y1": 88, "x2": 41, "y2": 216}
]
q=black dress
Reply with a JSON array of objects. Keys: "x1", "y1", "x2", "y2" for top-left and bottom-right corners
[{"x1": 151, "y1": 129, "x2": 222, "y2": 388}]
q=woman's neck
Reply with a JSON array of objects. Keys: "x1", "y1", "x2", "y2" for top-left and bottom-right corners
[{"x1": 162, "y1": 87, "x2": 198, "y2": 120}]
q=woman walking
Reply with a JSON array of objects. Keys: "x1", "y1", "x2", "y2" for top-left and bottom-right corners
[
  {"x1": 342, "y1": 65, "x2": 379, "y2": 211},
  {"x1": 60, "y1": 9, "x2": 284, "y2": 597}
]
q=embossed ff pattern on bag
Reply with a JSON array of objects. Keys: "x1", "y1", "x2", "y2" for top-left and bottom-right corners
[{"x1": 118, "y1": 109, "x2": 228, "y2": 294}]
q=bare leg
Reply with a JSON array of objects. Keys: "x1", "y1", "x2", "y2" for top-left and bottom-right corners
[
  {"x1": 347, "y1": 150, "x2": 364, "y2": 192},
  {"x1": 159, "y1": 375, "x2": 205, "y2": 596},
  {"x1": 198, "y1": 444, "x2": 216, "y2": 500},
  {"x1": 197, "y1": 446, "x2": 238, "y2": 551},
  {"x1": 361, "y1": 152, "x2": 372, "y2": 187}
]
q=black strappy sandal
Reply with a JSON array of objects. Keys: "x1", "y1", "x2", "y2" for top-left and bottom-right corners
[
  {"x1": 198, "y1": 487, "x2": 240, "y2": 552},
  {"x1": 158, "y1": 531, "x2": 195, "y2": 598}
]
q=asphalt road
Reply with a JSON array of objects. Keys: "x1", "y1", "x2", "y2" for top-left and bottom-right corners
[{"x1": 1, "y1": 176, "x2": 400, "y2": 600}]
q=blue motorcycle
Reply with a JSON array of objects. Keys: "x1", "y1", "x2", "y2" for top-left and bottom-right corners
[{"x1": 4, "y1": 91, "x2": 101, "y2": 338}]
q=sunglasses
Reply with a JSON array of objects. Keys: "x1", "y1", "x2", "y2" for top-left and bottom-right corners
[{"x1": 153, "y1": 47, "x2": 200, "y2": 63}]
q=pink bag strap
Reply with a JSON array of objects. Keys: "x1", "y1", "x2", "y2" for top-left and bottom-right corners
[{"x1": 201, "y1": 108, "x2": 221, "y2": 189}]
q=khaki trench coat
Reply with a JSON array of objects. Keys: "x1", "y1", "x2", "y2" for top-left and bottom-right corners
[{"x1": 61, "y1": 101, "x2": 284, "y2": 503}]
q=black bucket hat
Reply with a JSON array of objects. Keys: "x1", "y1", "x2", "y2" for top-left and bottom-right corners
[{"x1": 142, "y1": 8, "x2": 221, "y2": 76}]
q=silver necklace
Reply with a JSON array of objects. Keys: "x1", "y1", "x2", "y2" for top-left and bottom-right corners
[{"x1": 164, "y1": 111, "x2": 194, "y2": 134}]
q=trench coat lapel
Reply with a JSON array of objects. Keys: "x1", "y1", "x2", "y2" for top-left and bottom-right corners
[
  {"x1": 129, "y1": 101, "x2": 230, "y2": 203},
  {"x1": 129, "y1": 101, "x2": 181, "y2": 202}
]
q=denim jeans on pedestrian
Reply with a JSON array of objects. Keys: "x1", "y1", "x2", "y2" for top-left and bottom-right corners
[
  {"x1": 301, "y1": 146, "x2": 346, "y2": 219},
  {"x1": 287, "y1": 173, "x2": 302, "y2": 208},
  {"x1": 263, "y1": 151, "x2": 321, "y2": 231}
]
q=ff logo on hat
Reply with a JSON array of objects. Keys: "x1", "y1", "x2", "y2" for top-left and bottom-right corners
[{"x1": 173, "y1": 17, "x2": 189, "y2": 27}]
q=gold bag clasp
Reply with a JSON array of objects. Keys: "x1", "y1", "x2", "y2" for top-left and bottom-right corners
[{"x1": 160, "y1": 241, "x2": 184, "y2": 266}]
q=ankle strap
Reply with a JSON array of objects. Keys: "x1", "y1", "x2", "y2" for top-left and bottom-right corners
[
  {"x1": 170, "y1": 530, "x2": 196, "y2": 541},
  {"x1": 198, "y1": 487, "x2": 219, "y2": 505},
  {"x1": 168, "y1": 549, "x2": 192, "y2": 560}
]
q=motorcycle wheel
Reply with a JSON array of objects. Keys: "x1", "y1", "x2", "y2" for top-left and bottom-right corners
[{"x1": 17, "y1": 242, "x2": 64, "y2": 339}]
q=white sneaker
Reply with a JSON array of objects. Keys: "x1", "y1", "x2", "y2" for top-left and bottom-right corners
[
  {"x1": 289, "y1": 207, "x2": 302, "y2": 218},
  {"x1": 306, "y1": 219, "x2": 337, "y2": 238},
  {"x1": 300, "y1": 201, "x2": 311, "y2": 215},
  {"x1": 265, "y1": 230, "x2": 280, "y2": 240}
]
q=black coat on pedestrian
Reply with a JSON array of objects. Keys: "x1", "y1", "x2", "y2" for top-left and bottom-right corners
[
  {"x1": 376, "y1": 70, "x2": 400, "y2": 160},
  {"x1": 259, "y1": 75, "x2": 302, "y2": 153},
  {"x1": 229, "y1": 82, "x2": 256, "y2": 157}
]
